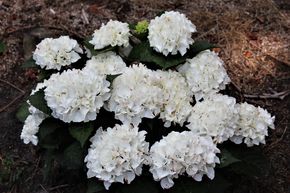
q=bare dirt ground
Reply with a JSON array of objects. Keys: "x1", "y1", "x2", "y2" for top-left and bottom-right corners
[{"x1": 0, "y1": 0, "x2": 289, "y2": 192}]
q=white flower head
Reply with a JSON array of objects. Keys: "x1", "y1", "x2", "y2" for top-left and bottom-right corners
[
  {"x1": 231, "y1": 102, "x2": 275, "y2": 147},
  {"x1": 157, "y1": 70, "x2": 192, "y2": 127},
  {"x1": 30, "y1": 80, "x2": 48, "y2": 96},
  {"x1": 20, "y1": 105, "x2": 47, "y2": 145},
  {"x1": 186, "y1": 94, "x2": 238, "y2": 143},
  {"x1": 84, "y1": 124, "x2": 149, "y2": 190},
  {"x1": 149, "y1": 131, "x2": 220, "y2": 189},
  {"x1": 90, "y1": 20, "x2": 131, "y2": 50},
  {"x1": 148, "y1": 11, "x2": 197, "y2": 56},
  {"x1": 21, "y1": 81, "x2": 50, "y2": 145},
  {"x1": 33, "y1": 36, "x2": 83, "y2": 70},
  {"x1": 106, "y1": 64, "x2": 163, "y2": 126},
  {"x1": 44, "y1": 69, "x2": 110, "y2": 123},
  {"x1": 178, "y1": 50, "x2": 231, "y2": 100},
  {"x1": 83, "y1": 51, "x2": 127, "y2": 75}
]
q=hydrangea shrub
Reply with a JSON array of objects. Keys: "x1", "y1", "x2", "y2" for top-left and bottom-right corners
[{"x1": 17, "y1": 11, "x2": 275, "y2": 193}]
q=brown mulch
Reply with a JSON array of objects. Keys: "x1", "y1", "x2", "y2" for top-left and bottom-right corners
[{"x1": 0, "y1": 0, "x2": 289, "y2": 192}]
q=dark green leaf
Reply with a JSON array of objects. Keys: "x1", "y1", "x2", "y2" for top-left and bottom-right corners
[
  {"x1": 128, "y1": 23, "x2": 136, "y2": 30},
  {"x1": 69, "y1": 122, "x2": 94, "y2": 147},
  {"x1": 128, "y1": 41, "x2": 186, "y2": 69},
  {"x1": 0, "y1": 41, "x2": 6, "y2": 53},
  {"x1": 39, "y1": 134, "x2": 60, "y2": 149},
  {"x1": 38, "y1": 69, "x2": 55, "y2": 81},
  {"x1": 116, "y1": 177, "x2": 159, "y2": 193},
  {"x1": 218, "y1": 148, "x2": 240, "y2": 168},
  {"x1": 106, "y1": 74, "x2": 121, "y2": 83},
  {"x1": 225, "y1": 145, "x2": 270, "y2": 177},
  {"x1": 190, "y1": 40, "x2": 217, "y2": 55},
  {"x1": 169, "y1": 174, "x2": 231, "y2": 193},
  {"x1": 157, "y1": 11, "x2": 165, "y2": 16},
  {"x1": 83, "y1": 38, "x2": 115, "y2": 56},
  {"x1": 16, "y1": 102, "x2": 30, "y2": 122},
  {"x1": 43, "y1": 149, "x2": 55, "y2": 181},
  {"x1": 38, "y1": 117, "x2": 65, "y2": 149},
  {"x1": 86, "y1": 180, "x2": 106, "y2": 193},
  {"x1": 28, "y1": 89, "x2": 51, "y2": 115},
  {"x1": 38, "y1": 117, "x2": 64, "y2": 139},
  {"x1": 22, "y1": 57, "x2": 38, "y2": 68},
  {"x1": 62, "y1": 142, "x2": 83, "y2": 170}
]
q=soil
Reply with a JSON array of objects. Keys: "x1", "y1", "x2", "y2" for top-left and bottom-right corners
[{"x1": 0, "y1": 0, "x2": 289, "y2": 193}]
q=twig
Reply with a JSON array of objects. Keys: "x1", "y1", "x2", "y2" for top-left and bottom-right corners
[
  {"x1": 229, "y1": 82, "x2": 244, "y2": 101},
  {"x1": 40, "y1": 184, "x2": 49, "y2": 193},
  {"x1": 0, "y1": 78, "x2": 26, "y2": 113},
  {"x1": 49, "y1": 184, "x2": 70, "y2": 191},
  {"x1": 25, "y1": 156, "x2": 41, "y2": 183},
  {"x1": 81, "y1": 8, "x2": 89, "y2": 24},
  {"x1": 3, "y1": 24, "x2": 85, "y2": 39},
  {"x1": 196, "y1": 25, "x2": 218, "y2": 40},
  {"x1": 3, "y1": 25, "x2": 36, "y2": 37},
  {"x1": 243, "y1": 90, "x2": 290, "y2": 100},
  {"x1": 246, "y1": 34, "x2": 290, "y2": 67},
  {"x1": 266, "y1": 54, "x2": 290, "y2": 67},
  {"x1": 0, "y1": 93, "x2": 25, "y2": 113},
  {"x1": 0, "y1": 79, "x2": 25, "y2": 93},
  {"x1": 266, "y1": 126, "x2": 288, "y2": 152}
]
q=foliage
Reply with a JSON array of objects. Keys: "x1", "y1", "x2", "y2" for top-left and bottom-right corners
[
  {"x1": 16, "y1": 102, "x2": 30, "y2": 122},
  {"x1": 17, "y1": 11, "x2": 273, "y2": 193},
  {"x1": 128, "y1": 40, "x2": 216, "y2": 69},
  {"x1": 28, "y1": 89, "x2": 52, "y2": 115}
]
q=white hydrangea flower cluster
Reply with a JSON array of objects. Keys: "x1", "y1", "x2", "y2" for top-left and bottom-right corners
[
  {"x1": 90, "y1": 20, "x2": 131, "y2": 50},
  {"x1": 33, "y1": 36, "x2": 83, "y2": 70},
  {"x1": 20, "y1": 81, "x2": 49, "y2": 145},
  {"x1": 21, "y1": 11, "x2": 277, "y2": 191},
  {"x1": 178, "y1": 50, "x2": 231, "y2": 100},
  {"x1": 83, "y1": 51, "x2": 127, "y2": 75},
  {"x1": 106, "y1": 64, "x2": 163, "y2": 126},
  {"x1": 107, "y1": 65, "x2": 193, "y2": 127},
  {"x1": 231, "y1": 102, "x2": 275, "y2": 147},
  {"x1": 149, "y1": 131, "x2": 220, "y2": 189},
  {"x1": 186, "y1": 94, "x2": 238, "y2": 143},
  {"x1": 44, "y1": 69, "x2": 110, "y2": 123},
  {"x1": 157, "y1": 70, "x2": 192, "y2": 127},
  {"x1": 20, "y1": 105, "x2": 47, "y2": 145},
  {"x1": 148, "y1": 11, "x2": 197, "y2": 56},
  {"x1": 84, "y1": 124, "x2": 149, "y2": 190}
]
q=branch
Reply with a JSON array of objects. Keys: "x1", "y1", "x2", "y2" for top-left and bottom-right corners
[{"x1": 244, "y1": 90, "x2": 290, "y2": 100}]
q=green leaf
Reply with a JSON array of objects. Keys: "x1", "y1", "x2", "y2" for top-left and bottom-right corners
[
  {"x1": 225, "y1": 145, "x2": 270, "y2": 177},
  {"x1": 38, "y1": 118, "x2": 64, "y2": 149},
  {"x1": 38, "y1": 69, "x2": 55, "y2": 81},
  {"x1": 169, "y1": 174, "x2": 231, "y2": 193},
  {"x1": 128, "y1": 41, "x2": 186, "y2": 69},
  {"x1": 190, "y1": 40, "x2": 217, "y2": 55},
  {"x1": 62, "y1": 142, "x2": 83, "y2": 170},
  {"x1": 83, "y1": 38, "x2": 115, "y2": 56},
  {"x1": 43, "y1": 149, "x2": 55, "y2": 181},
  {"x1": 86, "y1": 180, "x2": 106, "y2": 193},
  {"x1": 106, "y1": 74, "x2": 121, "y2": 83},
  {"x1": 218, "y1": 148, "x2": 240, "y2": 168},
  {"x1": 116, "y1": 177, "x2": 159, "y2": 193},
  {"x1": 128, "y1": 23, "x2": 136, "y2": 30},
  {"x1": 38, "y1": 118, "x2": 63, "y2": 139},
  {"x1": 69, "y1": 122, "x2": 94, "y2": 147},
  {"x1": 28, "y1": 89, "x2": 52, "y2": 115},
  {"x1": 22, "y1": 57, "x2": 38, "y2": 68},
  {"x1": 0, "y1": 41, "x2": 6, "y2": 53},
  {"x1": 16, "y1": 102, "x2": 30, "y2": 122},
  {"x1": 157, "y1": 11, "x2": 165, "y2": 17}
]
